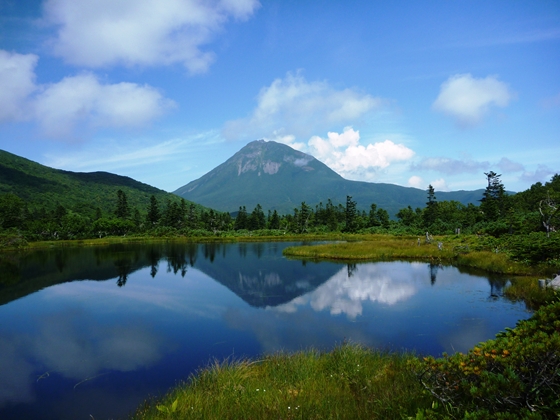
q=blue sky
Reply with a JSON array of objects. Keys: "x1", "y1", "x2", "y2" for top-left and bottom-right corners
[{"x1": 1, "y1": 0, "x2": 559, "y2": 194}]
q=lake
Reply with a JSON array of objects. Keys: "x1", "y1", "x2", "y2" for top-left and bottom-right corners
[{"x1": 0, "y1": 241, "x2": 530, "y2": 420}]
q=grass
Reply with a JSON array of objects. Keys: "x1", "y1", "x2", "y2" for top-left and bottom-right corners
[
  {"x1": 0, "y1": 232, "x2": 346, "y2": 252},
  {"x1": 282, "y1": 234, "x2": 559, "y2": 276},
  {"x1": 129, "y1": 343, "x2": 430, "y2": 420}
]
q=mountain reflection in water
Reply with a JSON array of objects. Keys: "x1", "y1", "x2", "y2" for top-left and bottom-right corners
[{"x1": 0, "y1": 242, "x2": 529, "y2": 420}]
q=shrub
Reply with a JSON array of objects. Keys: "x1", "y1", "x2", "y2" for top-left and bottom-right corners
[
  {"x1": 419, "y1": 300, "x2": 560, "y2": 418},
  {"x1": 501, "y1": 233, "x2": 560, "y2": 265}
]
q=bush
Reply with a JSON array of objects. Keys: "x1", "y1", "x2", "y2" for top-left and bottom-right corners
[
  {"x1": 500, "y1": 233, "x2": 560, "y2": 264},
  {"x1": 0, "y1": 230, "x2": 28, "y2": 248},
  {"x1": 419, "y1": 300, "x2": 560, "y2": 418}
]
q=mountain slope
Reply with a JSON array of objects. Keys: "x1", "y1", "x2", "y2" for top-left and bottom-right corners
[
  {"x1": 0, "y1": 149, "x2": 194, "y2": 215},
  {"x1": 174, "y1": 140, "x2": 485, "y2": 216}
]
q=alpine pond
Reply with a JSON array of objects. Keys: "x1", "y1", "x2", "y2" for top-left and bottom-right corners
[{"x1": 0, "y1": 241, "x2": 530, "y2": 420}]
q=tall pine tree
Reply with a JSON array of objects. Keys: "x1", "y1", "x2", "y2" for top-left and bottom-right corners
[{"x1": 344, "y1": 195, "x2": 358, "y2": 233}]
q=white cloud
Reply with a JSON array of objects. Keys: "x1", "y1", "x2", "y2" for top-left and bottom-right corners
[
  {"x1": 45, "y1": 131, "x2": 219, "y2": 172},
  {"x1": 0, "y1": 50, "x2": 174, "y2": 139},
  {"x1": 411, "y1": 156, "x2": 489, "y2": 175},
  {"x1": 408, "y1": 175, "x2": 423, "y2": 188},
  {"x1": 223, "y1": 72, "x2": 382, "y2": 140},
  {"x1": 430, "y1": 178, "x2": 449, "y2": 191},
  {"x1": 432, "y1": 74, "x2": 514, "y2": 126},
  {"x1": 520, "y1": 165, "x2": 555, "y2": 184},
  {"x1": 497, "y1": 157, "x2": 524, "y2": 173},
  {"x1": 264, "y1": 131, "x2": 306, "y2": 151},
  {"x1": 0, "y1": 50, "x2": 38, "y2": 122},
  {"x1": 43, "y1": 0, "x2": 260, "y2": 73},
  {"x1": 306, "y1": 127, "x2": 415, "y2": 180},
  {"x1": 34, "y1": 73, "x2": 175, "y2": 138}
]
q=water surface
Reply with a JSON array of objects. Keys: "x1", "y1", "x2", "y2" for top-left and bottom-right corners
[{"x1": 0, "y1": 241, "x2": 530, "y2": 419}]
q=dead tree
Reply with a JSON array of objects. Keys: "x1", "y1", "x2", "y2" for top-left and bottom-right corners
[{"x1": 539, "y1": 192, "x2": 559, "y2": 238}]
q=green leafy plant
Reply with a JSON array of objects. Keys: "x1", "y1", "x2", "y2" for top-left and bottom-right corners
[
  {"x1": 419, "y1": 300, "x2": 560, "y2": 418},
  {"x1": 156, "y1": 398, "x2": 178, "y2": 414}
]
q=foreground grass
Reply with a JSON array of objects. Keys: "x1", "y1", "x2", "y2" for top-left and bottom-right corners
[{"x1": 130, "y1": 344, "x2": 430, "y2": 420}]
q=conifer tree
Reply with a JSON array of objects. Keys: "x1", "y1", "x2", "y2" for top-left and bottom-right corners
[
  {"x1": 234, "y1": 206, "x2": 248, "y2": 230},
  {"x1": 115, "y1": 190, "x2": 130, "y2": 219},
  {"x1": 423, "y1": 184, "x2": 438, "y2": 227},
  {"x1": 344, "y1": 195, "x2": 358, "y2": 233},
  {"x1": 480, "y1": 171, "x2": 506, "y2": 221},
  {"x1": 146, "y1": 195, "x2": 160, "y2": 226}
]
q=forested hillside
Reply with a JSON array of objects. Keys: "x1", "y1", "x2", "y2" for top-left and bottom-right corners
[
  {"x1": 0, "y1": 149, "x2": 210, "y2": 241},
  {"x1": 0, "y1": 149, "x2": 189, "y2": 216}
]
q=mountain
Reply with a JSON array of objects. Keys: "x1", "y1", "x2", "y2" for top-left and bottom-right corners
[
  {"x1": 174, "y1": 140, "x2": 485, "y2": 216},
  {"x1": 0, "y1": 149, "x2": 194, "y2": 215}
]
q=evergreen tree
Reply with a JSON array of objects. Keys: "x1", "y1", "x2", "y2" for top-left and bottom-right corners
[
  {"x1": 204, "y1": 209, "x2": 218, "y2": 232},
  {"x1": 115, "y1": 190, "x2": 130, "y2": 219},
  {"x1": 234, "y1": 206, "x2": 248, "y2": 230},
  {"x1": 268, "y1": 209, "x2": 280, "y2": 229},
  {"x1": 162, "y1": 200, "x2": 183, "y2": 228},
  {"x1": 146, "y1": 195, "x2": 160, "y2": 226},
  {"x1": 132, "y1": 208, "x2": 142, "y2": 228},
  {"x1": 376, "y1": 208, "x2": 390, "y2": 229},
  {"x1": 344, "y1": 195, "x2": 358, "y2": 233},
  {"x1": 249, "y1": 204, "x2": 266, "y2": 230},
  {"x1": 368, "y1": 203, "x2": 380, "y2": 227},
  {"x1": 423, "y1": 184, "x2": 438, "y2": 227},
  {"x1": 297, "y1": 202, "x2": 311, "y2": 233},
  {"x1": 186, "y1": 203, "x2": 198, "y2": 229},
  {"x1": 325, "y1": 199, "x2": 338, "y2": 231},
  {"x1": 480, "y1": 171, "x2": 506, "y2": 221}
]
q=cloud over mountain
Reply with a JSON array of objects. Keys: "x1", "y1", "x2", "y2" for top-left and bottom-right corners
[
  {"x1": 222, "y1": 72, "x2": 382, "y2": 141},
  {"x1": 307, "y1": 127, "x2": 415, "y2": 180}
]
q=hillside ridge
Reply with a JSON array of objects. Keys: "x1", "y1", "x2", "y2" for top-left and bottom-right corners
[{"x1": 0, "y1": 149, "x2": 194, "y2": 215}]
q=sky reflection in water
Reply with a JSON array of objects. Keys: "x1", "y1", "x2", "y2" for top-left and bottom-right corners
[{"x1": 0, "y1": 242, "x2": 530, "y2": 420}]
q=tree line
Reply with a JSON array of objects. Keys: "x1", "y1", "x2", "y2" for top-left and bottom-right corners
[{"x1": 0, "y1": 172, "x2": 558, "y2": 241}]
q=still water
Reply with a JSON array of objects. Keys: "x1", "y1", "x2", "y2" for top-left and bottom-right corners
[{"x1": 0, "y1": 241, "x2": 530, "y2": 419}]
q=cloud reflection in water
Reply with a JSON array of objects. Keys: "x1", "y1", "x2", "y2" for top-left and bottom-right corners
[{"x1": 274, "y1": 264, "x2": 419, "y2": 318}]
